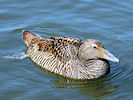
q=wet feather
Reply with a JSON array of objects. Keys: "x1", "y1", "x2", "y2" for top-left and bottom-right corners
[{"x1": 22, "y1": 30, "x2": 110, "y2": 79}]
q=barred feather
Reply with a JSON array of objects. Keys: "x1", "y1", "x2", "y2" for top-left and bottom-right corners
[{"x1": 22, "y1": 30, "x2": 110, "y2": 79}]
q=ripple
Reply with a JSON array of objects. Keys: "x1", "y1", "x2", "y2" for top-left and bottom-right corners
[{"x1": 0, "y1": 0, "x2": 133, "y2": 100}]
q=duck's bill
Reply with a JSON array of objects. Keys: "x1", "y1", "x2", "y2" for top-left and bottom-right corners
[{"x1": 102, "y1": 48, "x2": 120, "y2": 63}]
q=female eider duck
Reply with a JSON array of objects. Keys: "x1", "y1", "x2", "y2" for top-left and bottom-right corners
[{"x1": 22, "y1": 30, "x2": 119, "y2": 79}]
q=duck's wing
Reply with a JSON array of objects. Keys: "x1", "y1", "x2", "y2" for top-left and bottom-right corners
[
  {"x1": 22, "y1": 30, "x2": 82, "y2": 63},
  {"x1": 29, "y1": 37, "x2": 83, "y2": 64}
]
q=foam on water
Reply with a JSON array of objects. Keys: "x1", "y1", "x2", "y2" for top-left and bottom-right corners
[{"x1": 2, "y1": 52, "x2": 28, "y2": 59}]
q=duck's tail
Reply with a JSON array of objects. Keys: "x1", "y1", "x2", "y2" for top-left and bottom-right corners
[{"x1": 22, "y1": 30, "x2": 41, "y2": 46}]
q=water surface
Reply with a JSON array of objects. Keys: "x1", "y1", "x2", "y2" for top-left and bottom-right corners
[{"x1": 0, "y1": 0, "x2": 133, "y2": 100}]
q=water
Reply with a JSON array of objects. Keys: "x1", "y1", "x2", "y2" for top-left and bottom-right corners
[{"x1": 0, "y1": 0, "x2": 133, "y2": 100}]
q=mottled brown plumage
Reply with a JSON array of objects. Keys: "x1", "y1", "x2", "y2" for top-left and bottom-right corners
[{"x1": 22, "y1": 30, "x2": 119, "y2": 79}]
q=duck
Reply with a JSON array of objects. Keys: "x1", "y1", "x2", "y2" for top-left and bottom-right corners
[{"x1": 22, "y1": 30, "x2": 119, "y2": 79}]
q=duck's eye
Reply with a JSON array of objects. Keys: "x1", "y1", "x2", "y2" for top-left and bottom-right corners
[{"x1": 93, "y1": 46, "x2": 97, "y2": 49}]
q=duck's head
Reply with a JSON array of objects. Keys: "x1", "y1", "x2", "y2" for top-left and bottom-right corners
[{"x1": 78, "y1": 39, "x2": 120, "y2": 63}]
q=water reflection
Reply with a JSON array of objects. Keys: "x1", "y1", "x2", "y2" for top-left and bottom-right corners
[{"x1": 36, "y1": 64, "x2": 118, "y2": 99}]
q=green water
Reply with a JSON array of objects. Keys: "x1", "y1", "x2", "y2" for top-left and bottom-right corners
[{"x1": 1, "y1": 0, "x2": 133, "y2": 100}]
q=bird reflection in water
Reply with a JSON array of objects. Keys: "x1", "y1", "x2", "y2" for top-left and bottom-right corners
[{"x1": 36, "y1": 64, "x2": 118, "y2": 100}]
